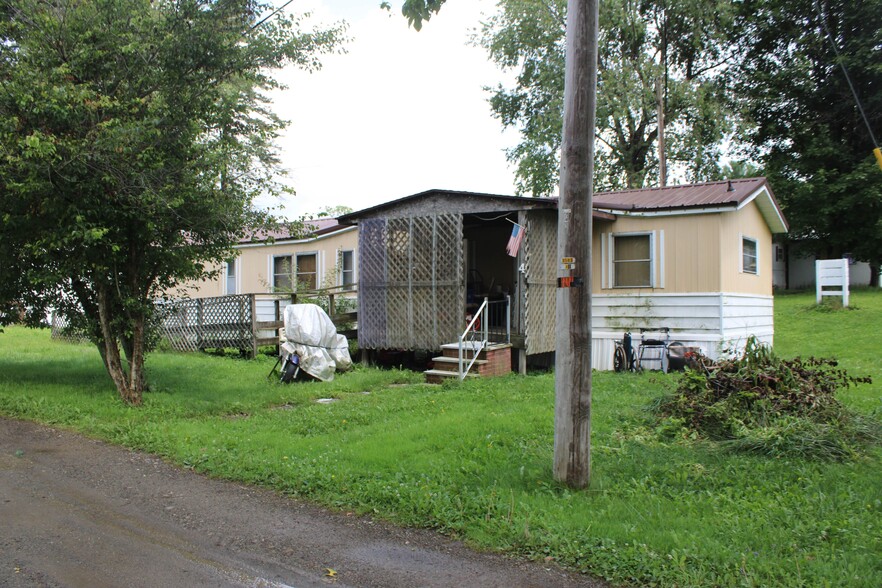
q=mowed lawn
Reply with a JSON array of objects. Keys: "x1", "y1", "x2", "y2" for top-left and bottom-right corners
[{"x1": 1, "y1": 290, "x2": 880, "y2": 587}]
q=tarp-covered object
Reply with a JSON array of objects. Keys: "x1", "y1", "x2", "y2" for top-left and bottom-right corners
[{"x1": 282, "y1": 304, "x2": 352, "y2": 382}]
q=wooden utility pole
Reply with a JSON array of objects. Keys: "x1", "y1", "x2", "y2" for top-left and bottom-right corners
[{"x1": 553, "y1": 0, "x2": 599, "y2": 488}]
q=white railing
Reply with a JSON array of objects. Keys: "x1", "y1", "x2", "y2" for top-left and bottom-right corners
[
  {"x1": 457, "y1": 295, "x2": 511, "y2": 380},
  {"x1": 459, "y1": 298, "x2": 488, "y2": 380}
]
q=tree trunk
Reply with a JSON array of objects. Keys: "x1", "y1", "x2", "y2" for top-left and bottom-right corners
[
  {"x1": 96, "y1": 285, "x2": 143, "y2": 406},
  {"x1": 128, "y1": 314, "x2": 147, "y2": 400},
  {"x1": 553, "y1": 0, "x2": 599, "y2": 489},
  {"x1": 870, "y1": 263, "x2": 880, "y2": 288},
  {"x1": 122, "y1": 332, "x2": 147, "y2": 393},
  {"x1": 656, "y1": 77, "x2": 667, "y2": 187}
]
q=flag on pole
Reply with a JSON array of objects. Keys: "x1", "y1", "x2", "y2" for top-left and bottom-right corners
[{"x1": 506, "y1": 223, "x2": 525, "y2": 257}]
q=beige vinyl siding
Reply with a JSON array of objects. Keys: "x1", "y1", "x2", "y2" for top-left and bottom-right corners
[
  {"x1": 178, "y1": 228, "x2": 357, "y2": 299},
  {"x1": 595, "y1": 213, "x2": 723, "y2": 294},
  {"x1": 720, "y1": 203, "x2": 773, "y2": 296}
]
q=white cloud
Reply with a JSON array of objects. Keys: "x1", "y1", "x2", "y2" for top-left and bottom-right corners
[{"x1": 268, "y1": 0, "x2": 518, "y2": 219}]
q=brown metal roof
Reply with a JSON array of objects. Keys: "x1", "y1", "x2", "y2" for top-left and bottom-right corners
[
  {"x1": 592, "y1": 177, "x2": 768, "y2": 211},
  {"x1": 590, "y1": 177, "x2": 788, "y2": 233},
  {"x1": 328, "y1": 178, "x2": 788, "y2": 234},
  {"x1": 239, "y1": 218, "x2": 350, "y2": 244}
]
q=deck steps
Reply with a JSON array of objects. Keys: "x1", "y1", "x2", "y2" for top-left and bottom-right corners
[{"x1": 424, "y1": 343, "x2": 513, "y2": 384}]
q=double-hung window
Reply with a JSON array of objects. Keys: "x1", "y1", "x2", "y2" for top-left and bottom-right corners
[
  {"x1": 272, "y1": 255, "x2": 294, "y2": 291},
  {"x1": 225, "y1": 258, "x2": 237, "y2": 295},
  {"x1": 742, "y1": 236, "x2": 758, "y2": 274},
  {"x1": 612, "y1": 233, "x2": 653, "y2": 288},
  {"x1": 273, "y1": 253, "x2": 319, "y2": 291},
  {"x1": 340, "y1": 250, "x2": 355, "y2": 290},
  {"x1": 296, "y1": 253, "x2": 318, "y2": 290}
]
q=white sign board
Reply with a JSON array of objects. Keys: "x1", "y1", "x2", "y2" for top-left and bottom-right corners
[{"x1": 816, "y1": 258, "x2": 849, "y2": 307}]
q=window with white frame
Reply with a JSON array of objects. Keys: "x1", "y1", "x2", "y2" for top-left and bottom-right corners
[
  {"x1": 272, "y1": 255, "x2": 293, "y2": 291},
  {"x1": 340, "y1": 250, "x2": 354, "y2": 290},
  {"x1": 612, "y1": 233, "x2": 653, "y2": 287},
  {"x1": 225, "y1": 258, "x2": 237, "y2": 295},
  {"x1": 742, "y1": 236, "x2": 758, "y2": 274}
]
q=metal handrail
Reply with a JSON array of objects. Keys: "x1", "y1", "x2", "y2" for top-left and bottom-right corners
[{"x1": 458, "y1": 298, "x2": 489, "y2": 380}]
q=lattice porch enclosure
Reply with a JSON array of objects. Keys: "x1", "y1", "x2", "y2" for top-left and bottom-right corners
[
  {"x1": 524, "y1": 210, "x2": 558, "y2": 355},
  {"x1": 358, "y1": 214, "x2": 464, "y2": 350}
]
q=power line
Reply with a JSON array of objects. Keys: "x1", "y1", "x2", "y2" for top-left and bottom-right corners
[{"x1": 813, "y1": 0, "x2": 878, "y2": 149}]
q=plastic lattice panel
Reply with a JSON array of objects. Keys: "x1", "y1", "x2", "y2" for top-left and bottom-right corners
[
  {"x1": 357, "y1": 219, "x2": 389, "y2": 349},
  {"x1": 524, "y1": 210, "x2": 557, "y2": 355},
  {"x1": 357, "y1": 214, "x2": 463, "y2": 350},
  {"x1": 158, "y1": 295, "x2": 253, "y2": 351}
]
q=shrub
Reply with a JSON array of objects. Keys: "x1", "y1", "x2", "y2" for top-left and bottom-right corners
[{"x1": 654, "y1": 337, "x2": 880, "y2": 460}]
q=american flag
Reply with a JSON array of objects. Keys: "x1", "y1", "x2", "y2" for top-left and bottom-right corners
[{"x1": 506, "y1": 223, "x2": 525, "y2": 257}]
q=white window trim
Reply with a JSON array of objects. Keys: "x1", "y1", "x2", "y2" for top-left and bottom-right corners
[
  {"x1": 741, "y1": 234, "x2": 759, "y2": 275},
  {"x1": 271, "y1": 253, "x2": 294, "y2": 291},
  {"x1": 224, "y1": 258, "x2": 239, "y2": 295},
  {"x1": 658, "y1": 229, "x2": 665, "y2": 289},
  {"x1": 338, "y1": 249, "x2": 356, "y2": 288},
  {"x1": 295, "y1": 250, "x2": 320, "y2": 291},
  {"x1": 608, "y1": 231, "x2": 656, "y2": 288}
]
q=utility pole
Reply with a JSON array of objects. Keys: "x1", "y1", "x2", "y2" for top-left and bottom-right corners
[{"x1": 553, "y1": 0, "x2": 599, "y2": 488}]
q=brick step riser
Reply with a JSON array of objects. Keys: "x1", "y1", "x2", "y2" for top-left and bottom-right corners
[{"x1": 441, "y1": 349, "x2": 487, "y2": 361}]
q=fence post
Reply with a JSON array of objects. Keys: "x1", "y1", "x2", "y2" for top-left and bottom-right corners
[
  {"x1": 250, "y1": 294, "x2": 258, "y2": 359},
  {"x1": 506, "y1": 294, "x2": 511, "y2": 343},
  {"x1": 197, "y1": 298, "x2": 204, "y2": 350},
  {"x1": 328, "y1": 292, "x2": 336, "y2": 318}
]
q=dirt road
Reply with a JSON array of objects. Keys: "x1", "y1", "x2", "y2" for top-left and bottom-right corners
[{"x1": 0, "y1": 418, "x2": 605, "y2": 588}]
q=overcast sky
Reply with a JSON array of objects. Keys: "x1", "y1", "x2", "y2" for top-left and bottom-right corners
[{"x1": 267, "y1": 0, "x2": 520, "y2": 220}]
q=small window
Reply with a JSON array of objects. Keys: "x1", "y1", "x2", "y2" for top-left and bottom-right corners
[
  {"x1": 613, "y1": 233, "x2": 652, "y2": 287},
  {"x1": 225, "y1": 259, "x2": 237, "y2": 295},
  {"x1": 742, "y1": 237, "x2": 758, "y2": 274},
  {"x1": 273, "y1": 255, "x2": 293, "y2": 291},
  {"x1": 296, "y1": 253, "x2": 317, "y2": 290},
  {"x1": 340, "y1": 250, "x2": 354, "y2": 290}
]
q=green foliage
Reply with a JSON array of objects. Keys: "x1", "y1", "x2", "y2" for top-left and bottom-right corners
[
  {"x1": 0, "y1": 0, "x2": 345, "y2": 402},
  {"x1": 478, "y1": 0, "x2": 737, "y2": 194},
  {"x1": 730, "y1": 0, "x2": 882, "y2": 271},
  {"x1": 397, "y1": 0, "x2": 446, "y2": 30},
  {"x1": 656, "y1": 337, "x2": 879, "y2": 459}
]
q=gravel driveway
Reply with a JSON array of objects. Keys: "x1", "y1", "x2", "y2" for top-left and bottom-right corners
[{"x1": 0, "y1": 418, "x2": 607, "y2": 587}]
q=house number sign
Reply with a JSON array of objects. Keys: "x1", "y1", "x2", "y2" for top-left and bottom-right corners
[{"x1": 558, "y1": 256, "x2": 582, "y2": 288}]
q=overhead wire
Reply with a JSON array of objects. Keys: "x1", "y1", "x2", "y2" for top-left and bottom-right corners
[{"x1": 813, "y1": 0, "x2": 881, "y2": 169}]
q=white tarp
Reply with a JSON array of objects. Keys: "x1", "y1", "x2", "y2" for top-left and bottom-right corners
[{"x1": 281, "y1": 304, "x2": 352, "y2": 382}]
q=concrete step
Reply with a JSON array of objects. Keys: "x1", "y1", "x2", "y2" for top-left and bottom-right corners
[
  {"x1": 424, "y1": 369, "x2": 476, "y2": 385},
  {"x1": 440, "y1": 343, "x2": 493, "y2": 360},
  {"x1": 430, "y1": 356, "x2": 488, "y2": 373}
]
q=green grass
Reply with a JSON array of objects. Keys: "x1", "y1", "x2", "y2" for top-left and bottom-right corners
[{"x1": 1, "y1": 291, "x2": 881, "y2": 587}]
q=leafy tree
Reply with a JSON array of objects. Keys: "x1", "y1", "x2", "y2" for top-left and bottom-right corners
[
  {"x1": 385, "y1": 0, "x2": 446, "y2": 30},
  {"x1": 316, "y1": 205, "x2": 354, "y2": 218},
  {"x1": 478, "y1": 0, "x2": 737, "y2": 195},
  {"x1": 731, "y1": 0, "x2": 882, "y2": 285},
  {"x1": 0, "y1": 0, "x2": 344, "y2": 404}
]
